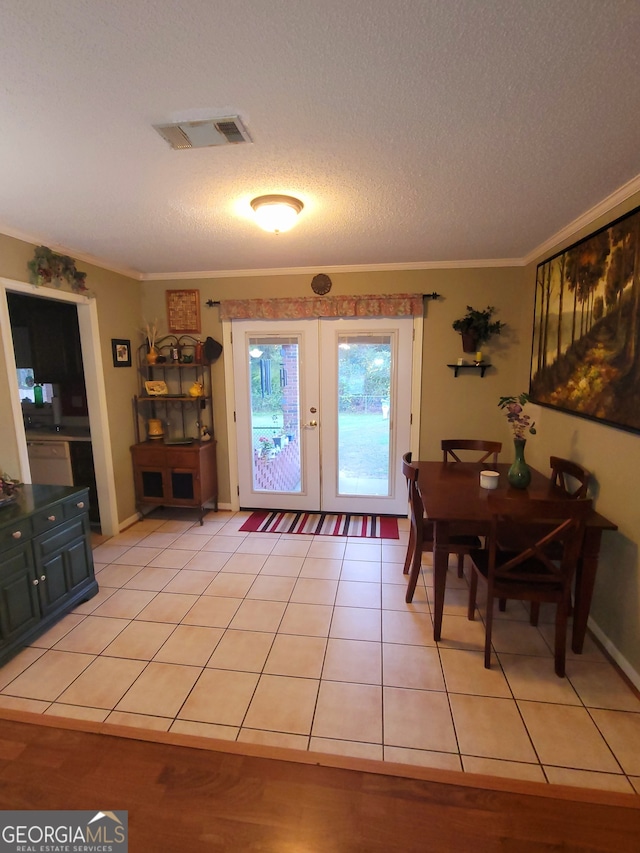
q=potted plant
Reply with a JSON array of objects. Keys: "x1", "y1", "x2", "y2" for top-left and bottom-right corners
[{"x1": 452, "y1": 305, "x2": 506, "y2": 353}]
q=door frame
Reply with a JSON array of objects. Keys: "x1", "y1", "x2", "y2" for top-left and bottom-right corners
[
  {"x1": 222, "y1": 313, "x2": 423, "y2": 512},
  {"x1": 0, "y1": 278, "x2": 120, "y2": 536}
]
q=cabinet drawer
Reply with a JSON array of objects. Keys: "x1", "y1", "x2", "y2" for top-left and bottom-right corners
[
  {"x1": 34, "y1": 517, "x2": 87, "y2": 559},
  {"x1": 62, "y1": 490, "x2": 90, "y2": 520},
  {"x1": 167, "y1": 449, "x2": 197, "y2": 468},
  {"x1": 0, "y1": 518, "x2": 33, "y2": 553},
  {"x1": 133, "y1": 446, "x2": 166, "y2": 467},
  {"x1": 31, "y1": 503, "x2": 65, "y2": 535}
]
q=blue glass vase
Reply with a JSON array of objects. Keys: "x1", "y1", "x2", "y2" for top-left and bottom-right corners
[{"x1": 508, "y1": 438, "x2": 531, "y2": 489}]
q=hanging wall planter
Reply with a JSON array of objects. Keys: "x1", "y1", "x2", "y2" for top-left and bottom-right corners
[{"x1": 452, "y1": 306, "x2": 506, "y2": 353}]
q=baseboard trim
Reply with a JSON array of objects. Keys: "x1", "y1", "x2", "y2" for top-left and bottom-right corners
[{"x1": 588, "y1": 617, "x2": 640, "y2": 692}]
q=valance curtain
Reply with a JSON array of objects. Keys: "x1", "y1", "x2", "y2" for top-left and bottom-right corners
[{"x1": 218, "y1": 293, "x2": 424, "y2": 321}]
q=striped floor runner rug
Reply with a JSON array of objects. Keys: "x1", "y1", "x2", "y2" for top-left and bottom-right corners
[{"x1": 240, "y1": 510, "x2": 399, "y2": 539}]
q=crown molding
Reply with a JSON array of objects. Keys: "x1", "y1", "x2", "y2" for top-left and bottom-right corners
[
  {"x1": 523, "y1": 173, "x2": 640, "y2": 266},
  {"x1": 140, "y1": 257, "x2": 523, "y2": 281},
  {"x1": 0, "y1": 223, "x2": 142, "y2": 280}
]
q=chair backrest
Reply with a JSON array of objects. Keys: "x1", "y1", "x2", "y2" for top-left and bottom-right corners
[
  {"x1": 486, "y1": 495, "x2": 592, "y2": 586},
  {"x1": 442, "y1": 439, "x2": 502, "y2": 465},
  {"x1": 401, "y1": 450, "x2": 427, "y2": 531},
  {"x1": 402, "y1": 450, "x2": 416, "y2": 483},
  {"x1": 550, "y1": 456, "x2": 590, "y2": 499}
]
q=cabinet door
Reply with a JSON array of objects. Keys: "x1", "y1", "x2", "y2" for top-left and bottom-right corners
[
  {"x1": 134, "y1": 466, "x2": 169, "y2": 502},
  {"x1": 169, "y1": 468, "x2": 197, "y2": 503},
  {"x1": 33, "y1": 517, "x2": 88, "y2": 615},
  {"x1": 69, "y1": 445, "x2": 99, "y2": 523},
  {"x1": 0, "y1": 544, "x2": 40, "y2": 643},
  {"x1": 166, "y1": 448, "x2": 199, "y2": 503},
  {"x1": 30, "y1": 299, "x2": 83, "y2": 383}
]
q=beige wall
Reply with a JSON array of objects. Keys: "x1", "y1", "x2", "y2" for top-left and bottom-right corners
[{"x1": 0, "y1": 233, "x2": 141, "y2": 523}]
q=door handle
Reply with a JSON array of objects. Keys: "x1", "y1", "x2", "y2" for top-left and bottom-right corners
[{"x1": 303, "y1": 420, "x2": 318, "y2": 428}]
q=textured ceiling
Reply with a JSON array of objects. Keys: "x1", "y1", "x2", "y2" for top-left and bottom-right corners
[{"x1": 1, "y1": 0, "x2": 640, "y2": 278}]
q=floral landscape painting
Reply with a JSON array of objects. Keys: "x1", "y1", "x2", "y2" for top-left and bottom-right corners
[{"x1": 529, "y1": 205, "x2": 640, "y2": 434}]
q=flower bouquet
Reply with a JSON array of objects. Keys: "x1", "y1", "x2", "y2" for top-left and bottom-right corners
[
  {"x1": 498, "y1": 393, "x2": 537, "y2": 439},
  {"x1": 498, "y1": 393, "x2": 536, "y2": 488}
]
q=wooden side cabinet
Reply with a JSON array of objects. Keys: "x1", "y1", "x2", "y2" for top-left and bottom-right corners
[
  {"x1": 131, "y1": 440, "x2": 218, "y2": 523},
  {"x1": 0, "y1": 485, "x2": 98, "y2": 666}
]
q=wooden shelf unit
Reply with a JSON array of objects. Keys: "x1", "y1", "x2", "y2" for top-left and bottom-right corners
[{"x1": 131, "y1": 335, "x2": 218, "y2": 522}]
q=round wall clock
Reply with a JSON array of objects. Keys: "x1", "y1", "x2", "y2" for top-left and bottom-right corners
[{"x1": 311, "y1": 273, "x2": 332, "y2": 295}]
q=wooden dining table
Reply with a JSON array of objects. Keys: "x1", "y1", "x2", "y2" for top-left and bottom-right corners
[{"x1": 411, "y1": 461, "x2": 617, "y2": 653}]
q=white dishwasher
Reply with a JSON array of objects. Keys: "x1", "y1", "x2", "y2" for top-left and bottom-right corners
[{"x1": 27, "y1": 440, "x2": 74, "y2": 486}]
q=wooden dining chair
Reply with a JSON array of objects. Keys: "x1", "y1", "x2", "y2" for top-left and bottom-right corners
[
  {"x1": 550, "y1": 456, "x2": 590, "y2": 498},
  {"x1": 441, "y1": 439, "x2": 502, "y2": 465},
  {"x1": 440, "y1": 440, "x2": 501, "y2": 576},
  {"x1": 402, "y1": 452, "x2": 481, "y2": 600},
  {"x1": 500, "y1": 457, "x2": 591, "y2": 626},
  {"x1": 467, "y1": 495, "x2": 592, "y2": 677}
]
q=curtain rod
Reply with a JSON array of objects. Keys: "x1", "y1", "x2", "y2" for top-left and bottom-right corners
[{"x1": 205, "y1": 293, "x2": 440, "y2": 308}]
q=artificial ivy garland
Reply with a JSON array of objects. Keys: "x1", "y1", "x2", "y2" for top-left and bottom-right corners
[{"x1": 27, "y1": 245, "x2": 88, "y2": 292}]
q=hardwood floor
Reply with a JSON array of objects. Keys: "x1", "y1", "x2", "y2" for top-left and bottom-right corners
[{"x1": 0, "y1": 714, "x2": 638, "y2": 851}]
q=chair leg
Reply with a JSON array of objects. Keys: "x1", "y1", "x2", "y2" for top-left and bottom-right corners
[
  {"x1": 468, "y1": 570, "x2": 478, "y2": 620},
  {"x1": 403, "y1": 524, "x2": 415, "y2": 575},
  {"x1": 554, "y1": 599, "x2": 569, "y2": 678},
  {"x1": 457, "y1": 553, "x2": 464, "y2": 578},
  {"x1": 405, "y1": 550, "x2": 422, "y2": 603},
  {"x1": 530, "y1": 602, "x2": 540, "y2": 626},
  {"x1": 484, "y1": 591, "x2": 494, "y2": 669}
]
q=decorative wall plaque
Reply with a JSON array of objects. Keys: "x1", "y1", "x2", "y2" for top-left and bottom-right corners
[
  {"x1": 166, "y1": 289, "x2": 201, "y2": 333},
  {"x1": 311, "y1": 273, "x2": 332, "y2": 295}
]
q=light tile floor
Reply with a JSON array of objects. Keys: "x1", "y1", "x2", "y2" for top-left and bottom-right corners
[{"x1": 1, "y1": 509, "x2": 639, "y2": 795}]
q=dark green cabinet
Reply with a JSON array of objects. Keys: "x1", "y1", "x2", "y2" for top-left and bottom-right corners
[{"x1": 0, "y1": 485, "x2": 98, "y2": 665}]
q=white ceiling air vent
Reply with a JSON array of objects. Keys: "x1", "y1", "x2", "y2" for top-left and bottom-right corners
[{"x1": 153, "y1": 116, "x2": 252, "y2": 150}]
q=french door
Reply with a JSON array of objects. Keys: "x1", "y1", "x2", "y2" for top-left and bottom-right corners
[{"x1": 232, "y1": 316, "x2": 414, "y2": 515}]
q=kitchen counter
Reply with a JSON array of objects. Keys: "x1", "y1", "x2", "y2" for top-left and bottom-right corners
[{"x1": 25, "y1": 428, "x2": 91, "y2": 442}]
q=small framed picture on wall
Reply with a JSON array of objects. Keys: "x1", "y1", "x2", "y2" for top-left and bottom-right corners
[
  {"x1": 166, "y1": 289, "x2": 201, "y2": 334},
  {"x1": 111, "y1": 338, "x2": 132, "y2": 367}
]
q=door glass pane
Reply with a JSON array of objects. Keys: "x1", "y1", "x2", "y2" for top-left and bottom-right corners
[
  {"x1": 337, "y1": 334, "x2": 391, "y2": 496},
  {"x1": 249, "y1": 336, "x2": 301, "y2": 493}
]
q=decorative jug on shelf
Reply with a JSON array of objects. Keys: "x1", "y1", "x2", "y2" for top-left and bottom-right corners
[
  {"x1": 147, "y1": 418, "x2": 164, "y2": 440},
  {"x1": 188, "y1": 381, "x2": 204, "y2": 397}
]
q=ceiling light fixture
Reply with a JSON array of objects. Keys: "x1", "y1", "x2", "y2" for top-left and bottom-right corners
[{"x1": 250, "y1": 195, "x2": 303, "y2": 234}]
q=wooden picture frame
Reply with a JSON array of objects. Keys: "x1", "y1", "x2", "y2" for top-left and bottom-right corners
[
  {"x1": 529, "y1": 203, "x2": 640, "y2": 434},
  {"x1": 111, "y1": 338, "x2": 131, "y2": 367},
  {"x1": 166, "y1": 289, "x2": 201, "y2": 334}
]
